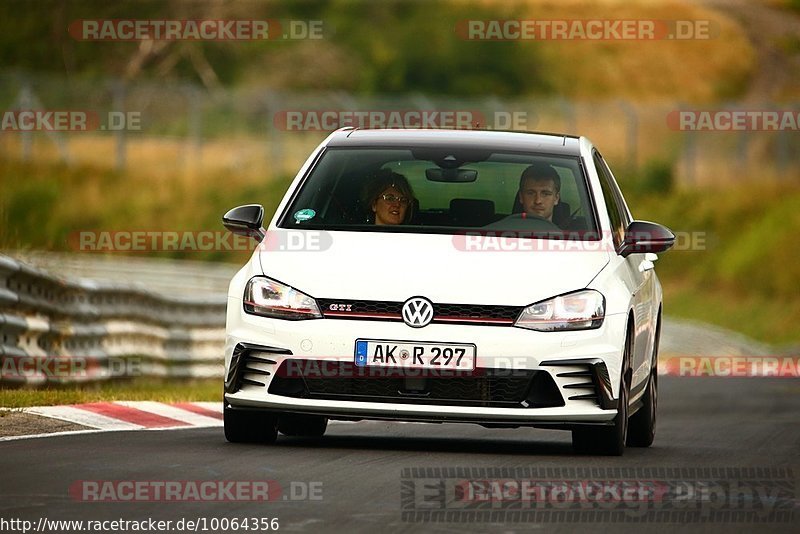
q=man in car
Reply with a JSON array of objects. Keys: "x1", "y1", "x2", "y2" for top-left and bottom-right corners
[{"x1": 518, "y1": 162, "x2": 561, "y2": 222}]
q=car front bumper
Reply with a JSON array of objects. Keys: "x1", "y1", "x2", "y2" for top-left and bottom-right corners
[{"x1": 223, "y1": 297, "x2": 628, "y2": 426}]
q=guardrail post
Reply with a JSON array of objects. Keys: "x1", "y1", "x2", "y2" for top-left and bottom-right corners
[{"x1": 112, "y1": 79, "x2": 127, "y2": 171}]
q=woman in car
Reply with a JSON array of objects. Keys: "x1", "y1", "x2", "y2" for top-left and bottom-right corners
[{"x1": 362, "y1": 169, "x2": 416, "y2": 225}]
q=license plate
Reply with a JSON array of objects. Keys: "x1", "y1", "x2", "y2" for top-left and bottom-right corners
[{"x1": 354, "y1": 339, "x2": 476, "y2": 371}]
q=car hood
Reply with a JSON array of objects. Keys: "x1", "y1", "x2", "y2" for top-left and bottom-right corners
[{"x1": 257, "y1": 230, "x2": 610, "y2": 306}]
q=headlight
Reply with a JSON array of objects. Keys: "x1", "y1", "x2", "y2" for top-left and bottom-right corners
[
  {"x1": 244, "y1": 277, "x2": 321, "y2": 320},
  {"x1": 514, "y1": 290, "x2": 605, "y2": 331}
]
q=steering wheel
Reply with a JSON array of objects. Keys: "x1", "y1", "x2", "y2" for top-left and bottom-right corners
[{"x1": 485, "y1": 213, "x2": 562, "y2": 232}]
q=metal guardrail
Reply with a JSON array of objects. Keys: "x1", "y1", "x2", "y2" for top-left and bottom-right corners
[
  {"x1": 7, "y1": 250, "x2": 238, "y2": 296},
  {"x1": 0, "y1": 254, "x2": 227, "y2": 386}
]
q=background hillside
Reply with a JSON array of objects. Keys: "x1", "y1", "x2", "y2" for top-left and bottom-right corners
[
  {"x1": 1, "y1": 0, "x2": 799, "y2": 346},
  {"x1": 0, "y1": 0, "x2": 768, "y2": 100}
]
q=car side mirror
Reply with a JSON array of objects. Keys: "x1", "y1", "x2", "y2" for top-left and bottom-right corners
[
  {"x1": 223, "y1": 204, "x2": 266, "y2": 241},
  {"x1": 620, "y1": 220, "x2": 675, "y2": 257}
]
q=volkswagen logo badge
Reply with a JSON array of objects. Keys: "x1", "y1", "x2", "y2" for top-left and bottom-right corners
[{"x1": 401, "y1": 297, "x2": 434, "y2": 328}]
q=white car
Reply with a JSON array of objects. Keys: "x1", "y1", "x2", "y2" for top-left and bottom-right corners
[{"x1": 222, "y1": 128, "x2": 674, "y2": 455}]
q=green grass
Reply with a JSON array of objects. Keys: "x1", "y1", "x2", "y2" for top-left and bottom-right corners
[
  {"x1": 623, "y1": 179, "x2": 800, "y2": 346},
  {"x1": 663, "y1": 283, "x2": 800, "y2": 348},
  {"x1": 0, "y1": 378, "x2": 220, "y2": 408},
  {"x1": 0, "y1": 157, "x2": 293, "y2": 264}
]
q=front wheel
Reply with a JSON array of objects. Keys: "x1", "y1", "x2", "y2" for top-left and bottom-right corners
[
  {"x1": 627, "y1": 365, "x2": 657, "y2": 447},
  {"x1": 572, "y1": 332, "x2": 631, "y2": 456},
  {"x1": 572, "y1": 377, "x2": 628, "y2": 456},
  {"x1": 224, "y1": 405, "x2": 278, "y2": 444}
]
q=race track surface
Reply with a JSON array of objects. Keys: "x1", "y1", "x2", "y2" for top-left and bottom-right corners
[{"x1": 1, "y1": 377, "x2": 798, "y2": 533}]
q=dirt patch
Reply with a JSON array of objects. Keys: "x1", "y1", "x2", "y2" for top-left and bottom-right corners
[{"x1": 0, "y1": 410, "x2": 92, "y2": 438}]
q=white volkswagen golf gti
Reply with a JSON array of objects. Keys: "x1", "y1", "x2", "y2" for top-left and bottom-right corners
[{"x1": 222, "y1": 128, "x2": 674, "y2": 455}]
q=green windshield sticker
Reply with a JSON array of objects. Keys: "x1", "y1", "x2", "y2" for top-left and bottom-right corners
[{"x1": 294, "y1": 208, "x2": 316, "y2": 222}]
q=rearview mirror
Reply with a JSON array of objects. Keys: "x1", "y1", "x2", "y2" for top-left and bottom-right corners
[
  {"x1": 223, "y1": 204, "x2": 265, "y2": 241},
  {"x1": 425, "y1": 168, "x2": 478, "y2": 182},
  {"x1": 620, "y1": 220, "x2": 675, "y2": 257}
]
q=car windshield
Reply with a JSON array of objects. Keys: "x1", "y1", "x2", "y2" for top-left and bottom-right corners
[{"x1": 278, "y1": 147, "x2": 599, "y2": 239}]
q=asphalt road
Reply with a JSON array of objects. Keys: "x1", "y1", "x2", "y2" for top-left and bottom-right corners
[{"x1": 1, "y1": 377, "x2": 798, "y2": 534}]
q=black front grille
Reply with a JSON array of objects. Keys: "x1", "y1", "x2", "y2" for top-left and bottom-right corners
[
  {"x1": 268, "y1": 359, "x2": 563, "y2": 408},
  {"x1": 436, "y1": 303, "x2": 522, "y2": 321},
  {"x1": 316, "y1": 299, "x2": 521, "y2": 326},
  {"x1": 540, "y1": 358, "x2": 615, "y2": 410},
  {"x1": 225, "y1": 343, "x2": 292, "y2": 393}
]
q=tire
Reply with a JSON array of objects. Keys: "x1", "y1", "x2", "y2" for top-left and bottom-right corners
[
  {"x1": 224, "y1": 405, "x2": 278, "y2": 444},
  {"x1": 278, "y1": 414, "x2": 328, "y2": 437},
  {"x1": 572, "y1": 331, "x2": 631, "y2": 456},
  {"x1": 627, "y1": 367, "x2": 656, "y2": 447},
  {"x1": 627, "y1": 317, "x2": 660, "y2": 447}
]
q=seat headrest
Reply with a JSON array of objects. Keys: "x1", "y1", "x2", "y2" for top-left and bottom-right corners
[
  {"x1": 450, "y1": 198, "x2": 495, "y2": 221},
  {"x1": 553, "y1": 202, "x2": 570, "y2": 220}
]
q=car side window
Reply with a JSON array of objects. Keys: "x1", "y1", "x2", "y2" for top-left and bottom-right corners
[
  {"x1": 597, "y1": 155, "x2": 632, "y2": 227},
  {"x1": 593, "y1": 152, "x2": 625, "y2": 249}
]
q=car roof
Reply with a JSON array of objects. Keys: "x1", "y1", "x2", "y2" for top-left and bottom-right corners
[{"x1": 325, "y1": 128, "x2": 583, "y2": 156}]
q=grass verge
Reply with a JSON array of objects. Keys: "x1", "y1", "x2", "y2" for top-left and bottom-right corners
[
  {"x1": 0, "y1": 378, "x2": 220, "y2": 409},
  {"x1": 626, "y1": 180, "x2": 800, "y2": 347},
  {"x1": 663, "y1": 282, "x2": 800, "y2": 349}
]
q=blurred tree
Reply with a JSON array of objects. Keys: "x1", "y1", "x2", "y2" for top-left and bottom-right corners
[
  {"x1": 321, "y1": 0, "x2": 548, "y2": 95},
  {"x1": 0, "y1": 0, "x2": 549, "y2": 96}
]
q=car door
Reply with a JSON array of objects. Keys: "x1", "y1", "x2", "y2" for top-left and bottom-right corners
[{"x1": 593, "y1": 151, "x2": 655, "y2": 391}]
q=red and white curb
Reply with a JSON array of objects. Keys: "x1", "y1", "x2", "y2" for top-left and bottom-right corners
[{"x1": 2, "y1": 401, "x2": 222, "y2": 441}]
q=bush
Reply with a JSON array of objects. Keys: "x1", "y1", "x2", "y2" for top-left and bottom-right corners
[{"x1": 637, "y1": 159, "x2": 675, "y2": 195}]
